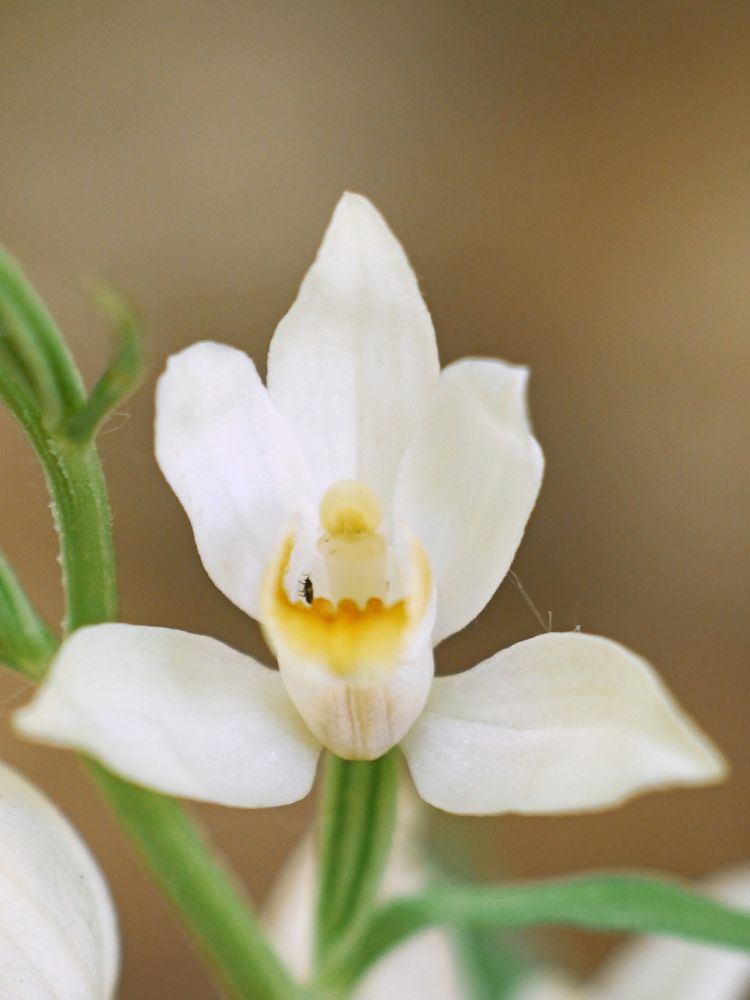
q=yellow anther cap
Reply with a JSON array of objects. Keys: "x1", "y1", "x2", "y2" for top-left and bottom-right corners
[{"x1": 319, "y1": 480, "x2": 382, "y2": 537}]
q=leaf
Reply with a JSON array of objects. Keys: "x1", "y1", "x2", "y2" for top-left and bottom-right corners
[
  {"x1": 0, "y1": 247, "x2": 85, "y2": 426},
  {"x1": 325, "y1": 872, "x2": 750, "y2": 992},
  {"x1": 0, "y1": 551, "x2": 57, "y2": 679},
  {"x1": 63, "y1": 285, "x2": 146, "y2": 443}
]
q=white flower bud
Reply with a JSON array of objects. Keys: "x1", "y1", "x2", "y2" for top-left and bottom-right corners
[{"x1": 0, "y1": 762, "x2": 118, "y2": 999}]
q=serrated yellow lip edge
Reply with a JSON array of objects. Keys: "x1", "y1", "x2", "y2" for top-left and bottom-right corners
[{"x1": 262, "y1": 533, "x2": 432, "y2": 678}]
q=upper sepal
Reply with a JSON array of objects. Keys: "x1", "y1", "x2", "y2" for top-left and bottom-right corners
[{"x1": 267, "y1": 193, "x2": 440, "y2": 509}]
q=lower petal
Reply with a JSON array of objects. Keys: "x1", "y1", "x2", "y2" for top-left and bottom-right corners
[
  {"x1": 277, "y1": 643, "x2": 435, "y2": 760},
  {"x1": 402, "y1": 632, "x2": 726, "y2": 815},
  {"x1": 15, "y1": 624, "x2": 321, "y2": 808}
]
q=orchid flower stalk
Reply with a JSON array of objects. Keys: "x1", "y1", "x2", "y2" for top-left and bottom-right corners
[{"x1": 1, "y1": 200, "x2": 750, "y2": 1000}]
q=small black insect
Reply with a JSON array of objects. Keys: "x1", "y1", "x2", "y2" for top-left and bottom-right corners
[{"x1": 298, "y1": 574, "x2": 314, "y2": 605}]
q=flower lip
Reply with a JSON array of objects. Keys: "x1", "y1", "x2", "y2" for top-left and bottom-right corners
[
  {"x1": 261, "y1": 525, "x2": 432, "y2": 679},
  {"x1": 260, "y1": 476, "x2": 432, "y2": 679}
]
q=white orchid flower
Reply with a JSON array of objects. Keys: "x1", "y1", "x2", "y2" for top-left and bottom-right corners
[
  {"x1": 15, "y1": 193, "x2": 725, "y2": 812},
  {"x1": 0, "y1": 761, "x2": 118, "y2": 999},
  {"x1": 514, "y1": 866, "x2": 750, "y2": 1000}
]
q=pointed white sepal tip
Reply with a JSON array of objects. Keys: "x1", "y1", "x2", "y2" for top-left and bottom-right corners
[
  {"x1": 0, "y1": 762, "x2": 119, "y2": 998},
  {"x1": 333, "y1": 190, "x2": 389, "y2": 229},
  {"x1": 311, "y1": 190, "x2": 420, "y2": 290},
  {"x1": 338, "y1": 189, "x2": 380, "y2": 213}
]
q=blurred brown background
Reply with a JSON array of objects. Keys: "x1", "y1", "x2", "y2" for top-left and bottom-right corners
[{"x1": 1, "y1": 2, "x2": 748, "y2": 996}]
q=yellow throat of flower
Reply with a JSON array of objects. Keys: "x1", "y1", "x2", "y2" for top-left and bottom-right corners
[{"x1": 262, "y1": 480, "x2": 431, "y2": 677}]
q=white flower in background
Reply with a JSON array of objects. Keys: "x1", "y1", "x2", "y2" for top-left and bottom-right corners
[
  {"x1": 267, "y1": 795, "x2": 750, "y2": 1000},
  {"x1": 15, "y1": 193, "x2": 725, "y2": 812},
  {"x1": 264, "y1": 789, "x2": 465, "y2": 999},
  {"x1": 0, "y1": 761, "x2": 118, "y2": 999},
  {"x1": 513, "y1": 867, "x2": 750, "y2": 1000}
]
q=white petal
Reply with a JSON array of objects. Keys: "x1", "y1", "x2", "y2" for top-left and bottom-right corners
[
  {"x1": 276, "y1": 642, "x2": 435, "y2": 761},
  {"x1": 402, "y1": 632, "x2": 725, "y2": 815},
  {"x1": 264, "y1": 792, "x2": 466, "y2": 999},
  {"x1": 267, "y1": 193, "x2": 440, "y2": 509},
  {"x1": 0, "y1": 762, "x2": 118, "y2": 999},
  {"x1": 15, "y1": 624, "x2": 321, "y2": 808},
  {"x1": 155, "y1": 340, "x2": 315, "y2": 619},
  {"x1": 394, "y1": 358, "x2": 544, "y2": 644},
  {"x1": 590, "y1": 866, "x2": 750, "y2": 1000}
]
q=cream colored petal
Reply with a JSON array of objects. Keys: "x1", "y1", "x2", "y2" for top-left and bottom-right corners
[
  {"x1": 0, "y1": 762, "x2": 118, "y2": 999},
  {"x1": 402, "y1": 632, "x2": 725, "y2": 815},
  {"x1": 276, "y1": 642, "x2": 435, "y2": 761},
  {"x1": 394, "y1": 358, "x2": 543, "y2": 645},
  {"x1": 267, "y1": 193, "x2": 440, "y2": 510},
  {"x1": 15, "y1": 624, "x2": 321, "y2": 808},
  {"x1": 590, "y1": 866, "x2": 750, "y2": 1000},
  {"x1": 264, "y1": 790, "x2": 466, "y2": 999},
  {"x1": 155, "y1": 340, "x2": 314, "y2": 619}
]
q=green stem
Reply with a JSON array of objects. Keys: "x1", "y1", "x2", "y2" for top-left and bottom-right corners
[
  {"x1": 27, "y1": 432, "x2": 299, "y2": 998},
  {"x1": 52, "y1": 447, "x2": 299, "y2": 998},
  {"x1": 0, "y1": 257, "x2": 300, "y2": 999},
  {"x1": 0, "y1": 357, "x2": 115, "y2": 630},
  {"x1": 88, "y1": 762, "x2": 297, "y2": 1000},
  {"x1": 315, "y1": 751, "x2": 399, "y2": 967},
  {"x1": 43, "y1": 438, "x2": 118, "y2": 630},
  {"x1": 323, "y1": 873, "x2": 750, "y2": 992}
]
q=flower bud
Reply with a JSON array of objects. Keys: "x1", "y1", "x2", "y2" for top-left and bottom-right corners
[{"x1": 0, "y1": 762, "x2": 118, "y2": 998}]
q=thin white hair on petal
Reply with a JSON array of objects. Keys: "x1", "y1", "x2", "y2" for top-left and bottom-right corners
[{"x1": 507, "y1": 569, "x2": 552, "y2": 634}]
